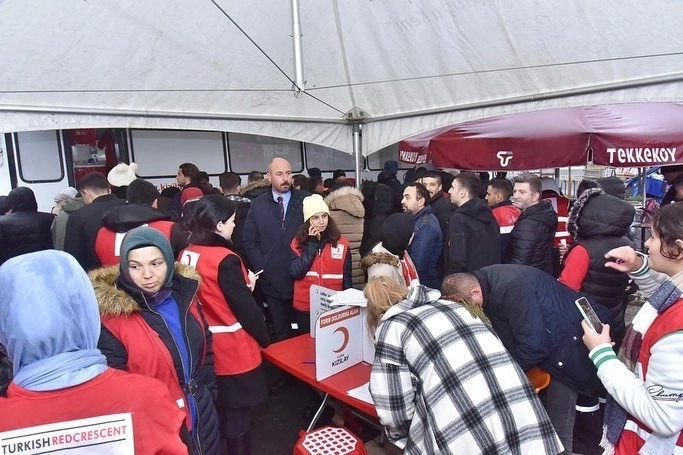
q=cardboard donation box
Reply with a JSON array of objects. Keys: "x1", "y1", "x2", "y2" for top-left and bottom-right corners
[{"x1": 310, "y1": 286, "x2": 375, "y2": 381}]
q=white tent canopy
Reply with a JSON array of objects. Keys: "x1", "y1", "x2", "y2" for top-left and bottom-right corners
[{"x1": 0, "y1": 0, "x2": 681, "y2": 156}]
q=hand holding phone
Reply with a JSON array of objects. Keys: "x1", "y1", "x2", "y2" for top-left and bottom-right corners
[{"x1": 575, "y1": 297, "x2": 603, "y2": 334}]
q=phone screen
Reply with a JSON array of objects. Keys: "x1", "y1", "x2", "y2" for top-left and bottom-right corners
[{"x1": 575, "y1": 297, "x2": 603, "y2": 334}]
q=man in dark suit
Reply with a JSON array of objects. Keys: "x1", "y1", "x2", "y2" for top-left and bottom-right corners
[{"x1": 243, "y1": 157, "x2": 308, "y2": 343}]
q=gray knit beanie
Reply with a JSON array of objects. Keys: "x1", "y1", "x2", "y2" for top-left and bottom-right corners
[{"x1": 119, "y1": 226, "x2": 175, "y2": 287}]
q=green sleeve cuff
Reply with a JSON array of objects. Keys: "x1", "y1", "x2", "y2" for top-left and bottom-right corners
[
  {"x1": 631, "y1": 251, "x2": 650, "y2": 276},
  {"x1": 589, "y1": 343, "x2": 617, "y2": 369}
]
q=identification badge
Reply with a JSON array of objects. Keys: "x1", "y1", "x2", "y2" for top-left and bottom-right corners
[{"x1": 331, "y1": 245, "x2": 344, "y2": 260}]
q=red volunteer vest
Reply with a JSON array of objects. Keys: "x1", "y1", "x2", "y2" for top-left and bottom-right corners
[
  {"x1": 95, "y1": 221, "x2": 175, "y2": 266},
  {"x1": 492, "y1": 204, "x2": 520, "y2": 235},
  {"x1": 616, "y1": 298, "x2": 683, "y2": 454},
  {"x1": 179, "y1": 244, "x2": 262, "y2": 376},
  {"x1": 401, "y1": 251, "x2": 420, "y2": 285},
  {"x1": 102, "y1": 303, "x2": 205, "y2": 429},
  {"x1": 542, "y1": 194, "x2": 570, "y2": 247},
  {"x1": 290, "y1": 236, "x2": 350, "y2": 312}
]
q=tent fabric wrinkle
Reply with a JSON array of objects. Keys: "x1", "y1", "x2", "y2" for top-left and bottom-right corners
[{"x1": 0, "y1": 0, "x2": 681, "y2": 156}]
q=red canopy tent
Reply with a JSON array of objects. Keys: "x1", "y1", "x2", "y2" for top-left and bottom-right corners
[{"x1": 398, "y1": 103, "x2": 683, "y2": 171}]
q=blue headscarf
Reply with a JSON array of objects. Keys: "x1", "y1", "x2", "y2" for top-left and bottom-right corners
[{"x1": 0, "y1": 250, "x2": 107, "y2": 391}]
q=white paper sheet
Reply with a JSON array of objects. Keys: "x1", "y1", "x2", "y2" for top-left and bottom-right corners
[{"x1": 346, "y1": 381, "x2": 374, "y2": 405}]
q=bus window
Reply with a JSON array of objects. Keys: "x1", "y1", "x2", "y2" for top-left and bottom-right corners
[
  {"x1": 228, "y1": 133, "x2": 303, "y2": 174},
  {"x1": 129, "y1": 129, "x2": 226, "y2": 177},
  {"x1": 305, "y1": 143, "x2": 355, "y2": 172},
  {"x1": 367, "y1": 143, "x2": 407, "y2": 170},
  {"x1": 16, "y1": 131, "x2": 64, "y2": 182}
]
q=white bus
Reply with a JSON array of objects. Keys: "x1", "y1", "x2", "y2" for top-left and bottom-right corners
[{"x1": 0, "y1": 128, "x2": 403, "y2": 212}]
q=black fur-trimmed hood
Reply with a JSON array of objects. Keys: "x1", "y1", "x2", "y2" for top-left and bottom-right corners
[{"x1": 567, "y1": 187, "x2": 634, "y2": 239}]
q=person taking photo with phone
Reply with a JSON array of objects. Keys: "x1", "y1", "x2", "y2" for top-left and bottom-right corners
[{"x1": 582, "y1": 202, "x2": 683, "y2": 455}]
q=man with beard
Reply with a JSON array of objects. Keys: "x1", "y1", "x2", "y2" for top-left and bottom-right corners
[{"x1": 243, "y1": 157, "x2": 307, "y2": 343}]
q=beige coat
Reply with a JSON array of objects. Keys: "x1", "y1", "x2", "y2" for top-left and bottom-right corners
[{"x1": 325, "y1": 186, "x2": 365, "y2": 289}]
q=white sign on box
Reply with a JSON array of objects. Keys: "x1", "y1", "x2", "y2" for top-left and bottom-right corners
[{"x1": 315, "y1": 305, "x2": 363, "y2": 381}]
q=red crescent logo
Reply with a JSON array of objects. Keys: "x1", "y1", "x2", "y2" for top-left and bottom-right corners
[{"x1": 332, "y1": 326, "x2": 350, "y2": 353}]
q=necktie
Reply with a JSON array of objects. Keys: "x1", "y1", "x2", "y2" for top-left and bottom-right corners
[{"x1": 277, "y1": 196, "x2": 284, "y2": 222}]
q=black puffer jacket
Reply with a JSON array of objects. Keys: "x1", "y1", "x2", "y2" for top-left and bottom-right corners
[
  {"x1": 566, "y1": 188, "x2": 635, "y2": 343},
  {"x1": 91, "y1": 265, "x2": 220, "y2": 455},
  {"x1": 504, "y1": 200, "x2": 557, "y2": 274},
  {"x1": 474, "y1": 264, "x2": 609, "y2": 396},
  {"x1": 0, "y1": 187, "x2": 54, "y2": 265}
]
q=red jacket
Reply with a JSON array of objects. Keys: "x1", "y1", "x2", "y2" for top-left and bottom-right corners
[
  {"x1": 0, "y1": 368, "x2": 187, "y2": 454},
  {"x1": 102, "y1": 304, "x2": 205, "y2": 429},
  {"x1": 616, "y1": 299, "x2": 683, "y2": 454},
  {"x1": 290, "y1": 237, "x2": 350, "y2": 312},
  {"x1": 179, "y1": 244, "x2": 262, "y2": 376},
  {"x1": 95, "y1": 220, "x2": 175, "y2": 266}
]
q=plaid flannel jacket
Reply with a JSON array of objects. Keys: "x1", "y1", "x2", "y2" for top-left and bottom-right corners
[{"x1": 370, "y1": 285, "x2": 563, "y2": 454}]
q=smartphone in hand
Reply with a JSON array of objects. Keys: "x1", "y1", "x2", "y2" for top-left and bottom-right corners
[{"x1": 575, "y1": 297, "x2": 603, "y2": 334}]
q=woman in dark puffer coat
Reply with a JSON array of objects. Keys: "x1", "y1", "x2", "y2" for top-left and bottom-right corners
[
  {"x1": 91, "y1": 227, "x2": 220, "y2": 455},
  {"x1": 558, "y1": 187, "x2": 635, "y2": 455}
]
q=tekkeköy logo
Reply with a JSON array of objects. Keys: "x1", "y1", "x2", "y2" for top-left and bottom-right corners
[
  {"x1": 497, "y1": 151, "x2": 513, "y2": 167},
  {"x1": 606, "y1": 147, "x2": 677, "y2": 165}
]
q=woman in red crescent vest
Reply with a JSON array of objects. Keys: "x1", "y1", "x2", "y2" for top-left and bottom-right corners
[
  {"x1": 90, "y1": 226, "x2": 220, "y2": 455},
  {"x1": 290, "y1": 194, "x2": 352, "y2": 334},
  {"x1": 581, "y1": 202, "x2": 683, "y2": 455},
  {"x1": 179, "y1": 195, "x2": 270, "y2": 455}
]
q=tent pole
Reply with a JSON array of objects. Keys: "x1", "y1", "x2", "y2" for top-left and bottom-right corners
[
  {"x1": 642, "y1": 167, "x2": 646, "y2": 209},
  {"x1": 291, "y1": 0, "x2": 305, "y2": 93},
  {"x1": 353, "y1": 123, "x2": 362, "y2": 189}
]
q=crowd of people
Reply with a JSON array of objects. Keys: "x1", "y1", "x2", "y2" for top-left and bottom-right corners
[{"x1": 0, "y1": 158, "x2": 682, "y2": 455}]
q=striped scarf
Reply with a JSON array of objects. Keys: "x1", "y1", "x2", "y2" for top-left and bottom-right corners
[{"x1": 602, "y1": 271, "x2": 683, "y2": 454}]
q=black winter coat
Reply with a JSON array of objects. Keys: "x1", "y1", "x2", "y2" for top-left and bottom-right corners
[
  {"x1": 445, "y1": 197, "x2": 501, "y2": 274},
  {"x1": 0, "y1": 187, "x2": 54, "y2": 265},
  {"x1": 504, "y1": 200, "x2": 557, "y2": 274},
  {"x1": 0, "y1": 211, "x2": 54, "y2": 266},
  {"x1": 64, "y1": 194, "x2": 125, "y2": 270},
  {"x1": 360, "y1": 182, "x2": 395, "y2": 258},
  {"x1": 566, "y1": 190, "x2": 636, "y2": 344},
  {"x1": 101, "y1": 203, "x2": 189, "y2": 259},
  {"x1": 242, "y1": 188, "x2": 308, "y2": 299},
  {"x1": 92, "y1": 265, "x2": 220, "y2": 455},
  {"x1": 427, "y1": 192, "x2": 453, "y2": 232},
  {"x1": 474, "y1": 264, "x2": 609, "y2": 396}
]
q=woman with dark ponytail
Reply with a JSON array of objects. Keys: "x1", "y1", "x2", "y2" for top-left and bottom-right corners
[{"x1": 180, "y1": 194, "x2": 269, "y2": 455}]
